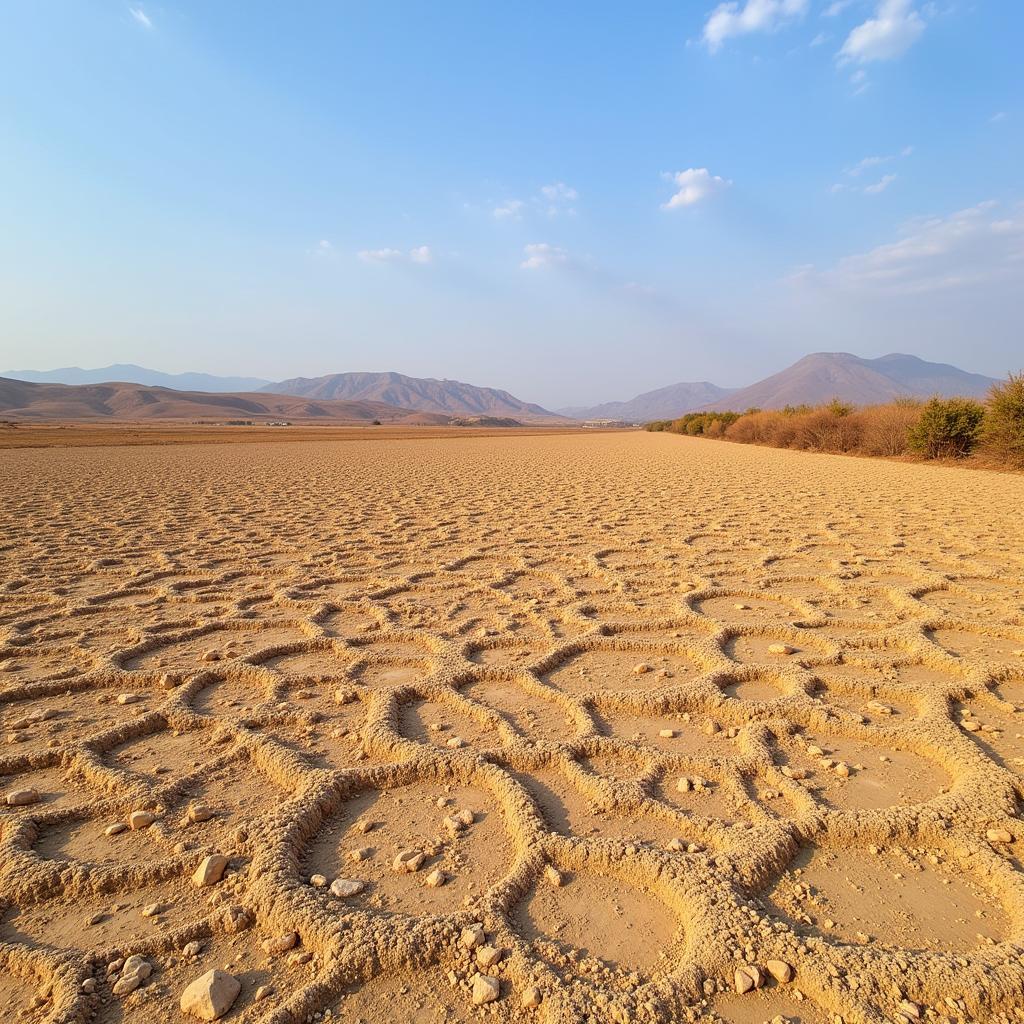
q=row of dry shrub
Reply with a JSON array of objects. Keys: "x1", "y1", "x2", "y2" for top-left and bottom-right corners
[{"x1": 645, "y1": 373, "x2": 1024, "y2": 469}]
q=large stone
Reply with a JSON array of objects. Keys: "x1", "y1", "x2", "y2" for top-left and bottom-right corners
[
  {"x1": 180, "y1": 969, "x2": 241, "y2": 1020},
  {"x1": 5, "y1": 788, "x2": 40, "y2": 807},
  {"x1": 330, "y1": 877, "x2": 365, "y2": 897}
]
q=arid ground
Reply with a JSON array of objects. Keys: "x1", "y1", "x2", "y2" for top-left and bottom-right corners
[{"x1": 2, "y1": 431, "x2": 1024, "y2": 1024}]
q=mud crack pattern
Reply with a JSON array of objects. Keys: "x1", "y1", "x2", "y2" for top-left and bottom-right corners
[{"x1": 1, "y1": 433, "x2": 1024, "y2": 1024}]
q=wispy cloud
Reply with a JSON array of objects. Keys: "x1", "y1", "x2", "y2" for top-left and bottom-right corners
[
  {"x1": 822, "y1": 0, "x2": 856, "y2": 15},
  {"x1": 702, "y1": 0, "x2": 809, "y2": 53},
  {"x1": 838, "y1": 0, "x2": 924, "y2": 64},
  {"x1": 129, "y1": 6, "x2": 153, "y2": 29},
  {"x1": 831, "y1": 146, "x2": 911, "y2": 193},
  {"x1": 863, "y1": 173, "x2": 897, "y2": 194},
  {"x1": 520, "y1": 243, "x2": 569, "y2": 270},
  {"x1": 790, "y1": 201, "x2": 1024, "y2": 295},
  {"x1": 661, "y1": 168, "x2": 731, "y2": 210},
  {"x1": 492, "y1": 199, "x2": 525, "y2": 220},
  {"x1": 358, "y1": 245, "x2": 432, "y2": 265},
  {"x1": 493, "y1": 182, "x2": 579, "y2": 220}
]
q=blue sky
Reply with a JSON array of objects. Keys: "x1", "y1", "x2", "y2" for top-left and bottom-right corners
[{"x1": 0, "y1": 1, "x2": 1020, "y2": 407}]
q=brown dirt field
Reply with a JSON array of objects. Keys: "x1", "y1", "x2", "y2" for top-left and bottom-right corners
[{"x1": 1, "y1": 431, "x2": 1024, "y2": 1024}]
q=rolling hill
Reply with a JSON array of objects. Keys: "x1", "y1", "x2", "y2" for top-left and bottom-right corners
[
  {"x1": 264, "y1": 371, "x2": 564, "y2": 421},
  {"x1": 702, "y1": 353, "x2": 1001, "y2": 412},
  {"x1": 0, "y1": 377, "x2": 446, "y2": 424},
  {"x1": 559, "y1": 381, "x2": 737, "y2": 421},
  {"x1": 1, "y1": 364, "x2": 272, "y2": 393}
]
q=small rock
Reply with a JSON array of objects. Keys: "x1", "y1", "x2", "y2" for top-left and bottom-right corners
[
  {"x1": 254, "y1": 984, "x2": 273, "y2": 1001},
  {"x1": 180, "y1": 968, "x2": 241, "y2": 1020},
  {"x1": 768, "y1": 643, "x2": 795, "y2": 656},
  {"x1": 521, "y1": 985, "x2": 542, "y2": 1008},
  {"x1": 461, "y1": 923, "x2": 485, "y2": 949},
  {"x1": 182, "y1": 940, "x2": 203, "y2": 957},
  {"x1": 112, "y1": 974, "x2": 141, "y2": 996},
  {"x1": 658, "y1": 729, "x2": 676, "y2": 739},
  {"x1": 544, "y1": 864, "x2": 563, "y2": 887},
  {"x1": 188, "y1": 803, "x2": 215, "y2": 823},
  {"x1": 425, "y1": 868, "x2": 447, "y2": 888},
  {"x1": 141, "y1": 903, "x2": 162, "y2": 917},
  {"x1": 105, "y1": 823, "x2": 127, "y2": 836},
  {"x1": 128, "y1": 810, "x2": 155, "y2": 830},
  {"x1": 632, "y1": 662, "x2": 652, "y2": 675},
  {"x1": 330, "y1": 877, "x2": 365, "y2": 897},
  {"x1": 766, "y1": 959, "x2": 794, "y2": 984},
  {"x1": 472, "y1": 973, "x2": 500, "y2": 1005},
  {"x1": 193, "y1": 854, "x2": 229, "y2": 888},
  {"x1": 116, "y1": 693, "x2": 137, "y2": 705},
  {"x1": 734, "y1": 966, "x2": 755, "y2": 994},
  {"x1": 310, "y1": 874, "x2": 327, "y2": 887},
  {"x1": 987, "y1": 828, "x2": 1013, "y2": 844},
  {"x1": 392, "y1": 848, "x2": 425, "y2": 873}
]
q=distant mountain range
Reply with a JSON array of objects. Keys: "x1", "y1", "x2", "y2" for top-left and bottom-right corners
[
  {"x1": 1, "y1": 363, "x2": 272, "y2": 393},
  {"x1": 0, "y1": 378, "x2": 449, "y2": 424},
  {"x1": 264, "y1": 371, "x2": 562, "y2": 421},
  {"x1": 559, "y1": 381, "x2": 736, "y2": 421},
  {"x1": 701, "y1": 352, "x2": 1000, "y2": 412},
  {"x1": 1, "y1": 353, "x2": 1004, "y2": 424}
]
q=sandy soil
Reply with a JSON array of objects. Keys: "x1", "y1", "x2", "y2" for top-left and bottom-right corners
[{"x1": 1, "y1": 431, "x2": 1023, "y2": 1024}]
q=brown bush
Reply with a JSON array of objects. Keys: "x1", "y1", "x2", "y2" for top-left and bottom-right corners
[{"x1": 855, "y1": 400, "x2": 922, "y2": 456}]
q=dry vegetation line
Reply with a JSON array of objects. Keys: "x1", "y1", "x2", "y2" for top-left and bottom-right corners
[{"x1": 1, "y1": 433, "x2": 1023, "y2": 1024}]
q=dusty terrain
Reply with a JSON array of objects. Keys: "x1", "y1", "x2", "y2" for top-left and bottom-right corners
[{"x1": 1, "y1": 431, "x2": 1023, "y2": 1024}]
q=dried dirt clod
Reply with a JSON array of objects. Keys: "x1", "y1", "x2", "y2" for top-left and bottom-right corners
[
  {"x1": 310, "y1": 874, "x2": 327, "y2": 887},
  {"x1": 128, "y1": 810, "x2": 155, "y2": 830},
  {"x1": 899, "y1": 1000, "x2": 922, "y2": 1020},
  {"x1": 476, "y1": 944, "x2": 502, "y2": 969},
  {"x1": 180, "y1": 968, "x2": 241, "y2": 1020},
  {"x1": 5, "y1": 788, "x2": 39, "y2": 806},
  {"x1": 425, "y1": 868, "x2": 447, "y2": 888},
  {"x1": 262, "y1": 932, "x2": 298, "y2": 955},
  {"x1": 544, "y1": 863, "x2": 563, "y2": 886},
  {"x1": 521, "y1": 986, "x2": 543, "y2": 1008},
  {"x1": 768, "y1": 643, "x2": 796, "y2": 655},
  {"x1": 105, "y1": 823, "x2": 127, "y2": 836},
  {"x1": 461, "y1": 923, "x2": 485, "y2": 949},
  {"x1": 632, "y1": 662, "x2": 652, "y2": 675},
  {"x1": 254, "y1": 984, "x2": 273, "y2": 1001},
  {"x1": 766, "y1": 959, "x2": 794, "y2": 984},
  {"x1": 658, "y1": 728, "x2": 676, "y2": 738},
  {"x1": 987, "y1": 828, "x2": 1014, "y2": 843},
  {"x1": 330, "y1": 877, "x2": 365, "y2": 897},
  {"x1": 347, "y1": 847, "x2": 371, "y2": 862},
  {"x1": 192, "y1": 854, "x2": 229, "y2": 888},
  {"x1": 392, "y1": 848, "x2": 425, "y2": 873},
  {"x1": 445, "y1": 736, "x2": 466, "y2": 748},
  {"x1": 472, "y1": 973, "x2": 500, "y2": 1005}
]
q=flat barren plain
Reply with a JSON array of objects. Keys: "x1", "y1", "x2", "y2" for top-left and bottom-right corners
[{"x1": 2, "y1": 431, "x2": 1024, "y2": 1024}]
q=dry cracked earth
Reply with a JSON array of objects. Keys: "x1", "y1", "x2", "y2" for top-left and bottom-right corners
[{"x1": 1, "y1": 431, "x2": 1024, "y2": 1024}]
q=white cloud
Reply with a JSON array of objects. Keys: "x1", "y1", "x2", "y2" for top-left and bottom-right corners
[
  {"x1": 358, "y1": 248, "x2": 403, "y2": 263},
  {"x1": 661, "y1": 168, "x2": 731, "y2": 209},
  {"x1": 703, "y1": 0, "x2": 809, "y2": 52},
  {"x1": 990, "y1": 111, "x2": 1007, "y2": 124},
  {"x1": 540, "y1": 182, "x2": 579, "y2": 203},
  {"x1": 129, "y1": 6, "x2": 152, "y2": 29},
  {"x1": 520, "y1": 243, "x2": 568, "y2": 270},
  {"x1": 822, "y1": 0, "x2": 856, "y2": 15},
  {"x1": 493, "y1": 199, "x2": 525, "y2": 220},
  {"x1": 863, "y1": 173, "x2": 897, "y2": 194},
  {"x1": 838, "y1": 0, "x2": 924, "y2": 64},
  {"x1": 791, "y1": 201, "x2": 1024, "y2": 294},
  {"x1": 810, "y1": 31, "x2": 828, "y2": 47},
  {"x1": 358, "y1": 246, "x2": 432, "y2": 265}
]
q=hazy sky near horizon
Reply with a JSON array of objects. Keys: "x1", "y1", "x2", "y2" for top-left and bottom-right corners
[{"x1": 1, "y1": 2, "x2": 1021, "y2": 408}]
